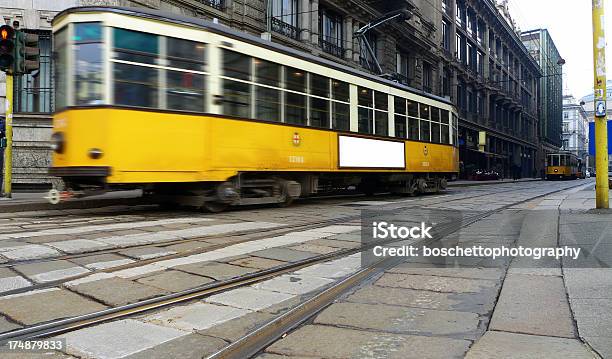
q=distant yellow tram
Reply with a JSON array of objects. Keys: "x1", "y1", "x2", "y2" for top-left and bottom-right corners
[
  {"x1": 49, "y1": 6, "x2": 459, "y2": 211},
  {"x1": 546, "y1": 152, "x2": 582, "y2": 180}
]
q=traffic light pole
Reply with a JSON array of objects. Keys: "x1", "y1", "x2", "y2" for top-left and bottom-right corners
[
  {"x1": 2, "y1": 73, "x2": 12, "y2": 198},
  {"x1": 592, "y1": 0, "x2": 609, "y2": 209}
]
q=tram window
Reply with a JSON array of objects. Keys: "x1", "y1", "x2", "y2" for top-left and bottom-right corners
[
  {"x1": 358, "y1": 87, "x2": 372, "y2": 107},
  {"x1": 74, "y1": 22, "x2": 102, "y2": 42},
  {"x1": 440, "y1": 110, "x2": 449, "y2": 124},
  {"x1": 332, "y1": 102, "x2": 350, "y2": 131},
  {"x1": 113, "y1": 28, "x2": 158, "y2": 64},
  {"x1": 420, "y1": 120, "x2": 431, "y2": 142},
  {"x1": 431, "y1": 107, "x2": 440, "y2": 122},
  {"x1": 223, "y1": 50, "x2": 251, "y2": 81},
  {"x1": 332, "y1": 80, "x2": 349, "y2": 102},
  {"x1": 552, "y1": 156, "x2": 559, "y2": 166},
  {"x1": 560, "y1": 155, "x2": 567, "y2": 166},
  {"x1": 358, "y1": 107, "x2": 373, "y2": 134},
  {"x1": 285, "y1": 93, "x2": 307, "y2": 125},
  {"x1": 310, "y1": 97, "x2": 330, "y2": 128},
  {"x1": 54, "y1": 27, "x2": 68, "y2": 109},
  {"x1": 420, "y1": 104, "x2": 430, "y2": 120},
  {"x1": 167, "y1": 38, "x2": 205, "y2": 71},
  {"x1": 286, "y1": 67, "x2": 307, "y2": 93},
  {"x1": 431, "y1": 122, "x2": 441, "y2": 143},
  {"x1": 408, "y1": 100, "x2": 419, "y2": 117},
  {"x1": 375, "y1": 111, "x2": 388, "y2": 136},
  {"x1": 114, "y1": 63, "x2": 158, "y2": 108},
  {"x1": 256, "y1": 86, "x2": 281, "y2": 121},
  {"x1": 395, "y1": 116, "x2": 407, "y2": 138},
  {"x1": 441, "y1": 124, "x2": 450, "y2": 144},
  {"x1": 408, "y1": 117, "x2": 419, "y2": 140},
  {"x1": 255, "y1": 59, "x2": 280, "y2": 87},
  {"x1": 374, "y1": 91, "x2": 387, "y2": 111},
  {"x1": 311, "y1": 74, "x2": 330, "y2": 97},
  {"x1": 223, "y1": 80, "x2": 251, "y2": 117},
  {"x1": 166, "y1": 71, "x2": 205, "y2": 112},
  {"x1": 394, "y1": 97, "x2": 406, "y2": 115},
  {"x1": 74, "y1": 23, "x2": 103, "y2": 106}
]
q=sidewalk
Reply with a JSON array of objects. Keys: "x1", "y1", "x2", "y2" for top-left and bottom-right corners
[{"x1": 466, "y1": 181, "x2": 610, "y2": 358}]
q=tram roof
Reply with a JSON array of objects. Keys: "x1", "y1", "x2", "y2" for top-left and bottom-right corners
[{"x1": 54, "y1": 6, "x2": 453, "y2": 107}]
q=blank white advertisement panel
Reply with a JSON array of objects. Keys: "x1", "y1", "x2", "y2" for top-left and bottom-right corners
[{"x1": 338, "y1": 135, "x2": 405, "y2": 169}]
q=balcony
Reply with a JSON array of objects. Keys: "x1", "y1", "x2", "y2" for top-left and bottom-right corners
[
  {"x1": 197, "y1": 0, "x2": 224, "y2": 10},
  {"x1": 272, "y1": 18, "x2": 300, "y2": 40},
  {"x1": 319, "y1": 38, "x2": 344, "y2": 58}
]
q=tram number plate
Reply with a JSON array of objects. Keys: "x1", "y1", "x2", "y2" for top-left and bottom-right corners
[{"x1": 289, "y1": 156, "x2": 305, "y2": 163}]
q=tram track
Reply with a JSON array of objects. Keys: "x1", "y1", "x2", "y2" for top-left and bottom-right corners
[{"x1": 0, "y1": 180, "x2": 589, "y2": 346}]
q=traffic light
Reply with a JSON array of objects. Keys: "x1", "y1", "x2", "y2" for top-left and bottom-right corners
[
  {"x1": 0, "y1": 25, "x2": 15, "y2": 72},
  {"x1": 14, "y1": 30, "x2": 39, "y2": 75}
]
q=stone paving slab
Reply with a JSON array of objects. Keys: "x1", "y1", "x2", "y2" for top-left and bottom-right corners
[
  {"x1": 465, "y1": 331, "x2": 595, "y2": 359},
  {"x1": 307, "y1": 238, "x2": 361, "y2": 249},
  {"x1": 254, "y1": 274, "x2": 334, "y2": 295},
  {"x1": 489, "y1": 274, "x2": 576, "y2": 338},
  {"x1": 143, "y1": 302, "x2": 250, "y2": 331},
  {"x1": 61, "y1": 319, "x2": 188, "y2": 359},
  {"x1": 161, "y1": 240, "x2": 217, "y2": 253},
  {"x1": 203, "y1": 311, "x2": 275, "y2": 342},
  {"x1": 565, "y1": 269, "x2": 612, "y2": 299},
  {"x1": 135, "y1": 270, "x2": 214, "y2": 293},
  {"x1": 14, "y1": 260, "x2": 90, "y2": 284},
  {"x1": 388, "y1": 264, "x2": 504, "y2": 280},
  {"x1": 46, "y1": 239, "x2": 112, "y2": 254},
  {"x1": 265, "y1": 324, "x2": 471, "y2": 359},
  {"x1": 375, "y1": 273, "x2": 498, "y2": 294},
  {"x1": 70, "y1": 253, "x2": 135, "y2": 270},
  {"x1": 227, "y1": 256, "x2": 286, "y2": 270},
  {"x1": 294, "y1": 263, "x2": 358, "y2": 279},
  {"x1": 0, "y1": 315, "x2": 22, "y2": 332},
  {"x1": 2, "y1": 244, "x2": 61, "y2": 261},
  {"x1": 206, "y1": 287, "x2": 293, "y2": 311},
  {"x1": 0, "y1": 288, "x2": 107, "y2": 325},
  {"x1": 125, "y1": 333, "x2": 228, "y2": 359},
  {"x1": 119, "y1": 246, "x2": 178, "y2": 260},
  {"x1": 250, "y1": 247, "x2": 320, "y2": 262},
  {"x1": 287, "y1": 243, "x2": 339, "y2": 254},
  {"x1": 346, "y1": 285, "x2": 496, "y2": 314},
  {"x1": 315, "y1": 302, "x2": 480, "y2": 339},
  {"x1": 174, "y1": 261, "x2": 256, "y2": 281},
  {"x1": 68, "y1": 277, "x2": 169, "y2": 306},
  {"x1": 0, "y1": 274, "x2": 31, "y2": 293}
]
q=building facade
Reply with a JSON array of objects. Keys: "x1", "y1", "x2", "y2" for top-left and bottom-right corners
[
  {"x1": 1, "y1": 0, "x2": 543, "y2": 188},
  {"x1": 521, "y1": 28, "x2": 564, "y2": 157},
  {"x1": 562, "y1": 94, "x2": 589, "y2": 168}
]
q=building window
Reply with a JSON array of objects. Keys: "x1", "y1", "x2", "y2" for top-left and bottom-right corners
[
  {"x1": 15, "y1": 31, "x2": 53, "y2": 113},
  {"x1": 396, "y1": 51, "x2": 413, "y2": 85},
  {"x1": 455, "y1": 34, "x2": 463, "y2": 62},
  {"x1": 360, "y1": 31, "x2": 378, "y2": 72},
  {"x1": 198, "y1": 0, "x2": 224, "y2": 10},
  {"x1": 442, "y1": 68, "x2": 451, "y2": 97},
  {"x1": 423, "y1": 62, "x2": 432, "y2": 94},
  {"x1": 456, "y1": 1, "x2": 465, "y2": 27},
  {"x1": 477, "y1": 51, "x2": 484, "y2": 75},
  {"x1": 272, "y1": 0, "x2": 299, "y2": 39},
  {"x1": 442, "y1": 20, "x2": 451, "y2": 52},
  {"x1": 319, "y1": 8, "x2": 344, "y2": 58}
]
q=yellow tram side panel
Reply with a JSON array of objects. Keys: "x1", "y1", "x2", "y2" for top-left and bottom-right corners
[
  {"x1": 52, "y1": 108, "x2": 458, "y2": 183},
  {"x1": 546, "y1": 166, "x2": 574, "y2": 177}
]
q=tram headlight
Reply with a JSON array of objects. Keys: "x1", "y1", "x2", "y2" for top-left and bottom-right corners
[
  {"x1": 50, "y1": 132, "x2": 65, "y2": 154},
  {"x1": 88, "y1": 148, "x2": 103, "y2": 159}
]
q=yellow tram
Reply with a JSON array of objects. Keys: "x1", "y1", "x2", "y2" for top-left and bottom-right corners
[
  {"x1": 49, "y1": 6, "x2": 459, "y2": 210},
  {"x1": 546, "y1": 152, "x2": 581, "y2": 180}
]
